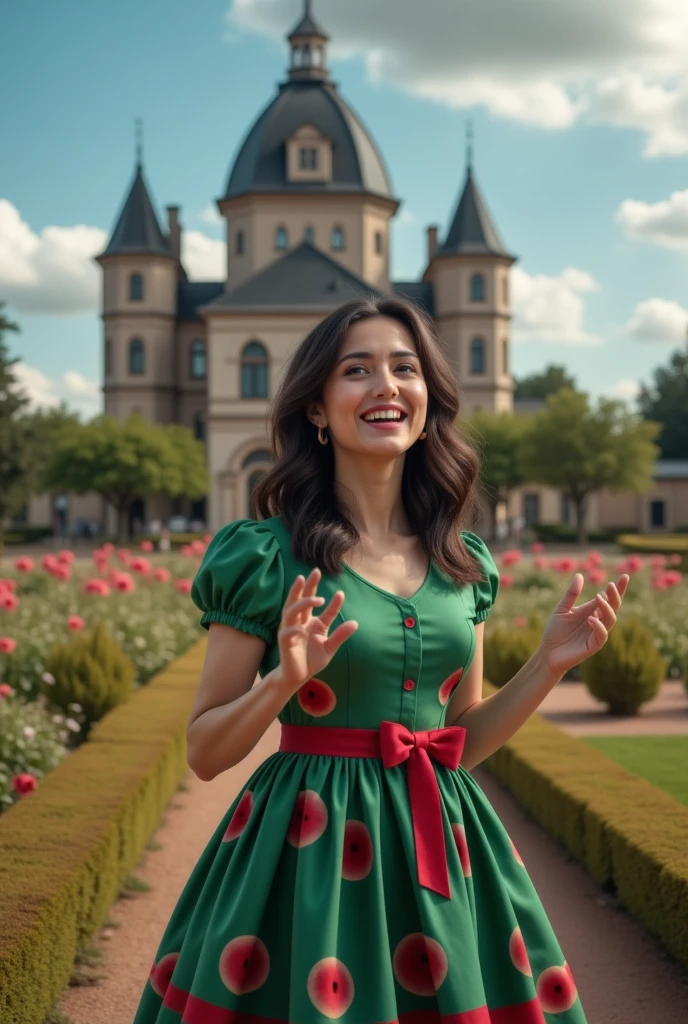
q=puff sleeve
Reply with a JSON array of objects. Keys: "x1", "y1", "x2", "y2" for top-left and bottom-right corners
[
  {"x1": 461, "y1": 531, "x2": 500, "y2": 623},
  {"x1": 190, "y1": 519, "x2": 285, "y2": 644}
]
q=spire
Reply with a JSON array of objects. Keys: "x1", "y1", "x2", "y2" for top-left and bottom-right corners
[
  {"x1": 98, "y1": 156, "x2": 172, "y2": 260},
  {"x1": 287, "y1": 0, "x2": 330, "y2": 82},
  {"x1": 436, "y1": 135, "x2": 514, "y2": 259},
  {"x1": 135, "y1": 116, "x2": 143, "y2": 168}
]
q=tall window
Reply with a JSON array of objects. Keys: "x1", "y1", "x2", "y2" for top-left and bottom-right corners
[
  {"x1": 129, "y1": 273, "x2": 144, "y2": 301},
  {"x1": 242, "y1": 449, "x2": 272, "y2": 469},
  {"x1": 470, "y1": 337, "x2": 485, "y2": 374},
  {"x1": 470, "y1": 273, "x2": 485, "y2": 302},
  {"x1": 375, "y1": 231, "x2": 383, "y2": 255},
  {"x1": 331, "y1": 225, "x2": 345, "y2": 251},
  {"x1": 129, "y1": 338, "x2": 145, "y2": 375},
  {"x1": 275, "y1": 226, "x2": 288, "y2": 251},
  {"x1": 502, "y1": 338, "x2": 508, "y2": 374},
  {"x1": 235, "y1": 230, "x2": 245, "y2": 255},
  {"x1": 241, "y1": 341, "x2": 269, "y2": 398},
  {"x1": 193, "y1": 412, "x2": 206, "y2": 442},
  {"x1": 104, "y1": 339, "x2": 112, "y2": 376},
  {"x1": 650, "y1": 499, "x2": 666, "y2": 528},
  {"x1": 523, "y1": 493, "x2": 540, "y2": 527},
  {"x1": 304, "y1": 225, "x2": 315, "y2": 244},
  {"x1": 190, "y1": 339, "x2": 206, "y2": 379},
  {"x1": 502, "y1": 276, "x2": 509, "y2": 305},
  {"x1": 299, "y1": 147, "x2": 318, "y2": 170}
]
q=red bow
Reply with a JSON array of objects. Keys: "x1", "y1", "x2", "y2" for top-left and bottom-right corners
[{"x1": 379, "y1": 721, "x2": 466, "y2": 899}]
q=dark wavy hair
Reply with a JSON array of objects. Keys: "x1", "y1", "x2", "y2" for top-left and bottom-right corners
[{"x1": 253, "y1": 295, "x2": 486, "y2": 588}]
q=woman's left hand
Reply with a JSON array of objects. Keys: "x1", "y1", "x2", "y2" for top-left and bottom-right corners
[{"x1": 538, "y1": 573, "x2": 631, "y2": 678}]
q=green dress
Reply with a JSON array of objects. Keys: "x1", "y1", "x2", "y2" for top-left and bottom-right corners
[{"x1": 134, "y1": 515, "x2": 586, "y2": 1024}]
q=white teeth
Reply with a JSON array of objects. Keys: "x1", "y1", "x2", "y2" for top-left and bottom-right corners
[{"x1": 363, "y1": 410, "x2": 403, "y2": 422}]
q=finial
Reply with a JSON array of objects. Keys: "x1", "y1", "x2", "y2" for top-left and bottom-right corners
[
  {"x1": 466, "y1": 118, "x2": 474, "y2": 172},
  {"x1": 135, "y1": 117, "x2": 143, "y2": 168},
  {"x1": 304, "y1": 0, "x2": 311, "y2": 13}
]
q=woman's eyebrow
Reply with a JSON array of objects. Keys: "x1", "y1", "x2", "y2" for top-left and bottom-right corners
[{"x1": 335, "y1": 349, "x2": 418, "y2": 367}]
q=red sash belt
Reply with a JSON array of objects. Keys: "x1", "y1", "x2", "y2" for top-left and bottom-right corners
[{"x1": 279, "y1": 722, "x2": 466, "y2": 900}]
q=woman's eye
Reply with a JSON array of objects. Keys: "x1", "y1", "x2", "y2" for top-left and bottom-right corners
[{"x1": 344, "y1": 364, "x2": 416, "y2": 375}]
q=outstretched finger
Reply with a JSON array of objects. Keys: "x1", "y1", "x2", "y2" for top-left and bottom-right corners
[
  {"x1": 317, "y1": 589, "x2": 345, "y2": 629},
  {"x1": 283, "y1": 595, "x2": 325, "y2": 627},
  {"x1": 324, "y1": 619, "x2": 358, "y2": 654},
  {"x1": 556, "y1": 573, "x2": 584, "y2": 613}
]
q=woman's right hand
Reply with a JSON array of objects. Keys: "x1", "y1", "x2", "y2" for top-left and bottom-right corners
[{"x1": 275, "y1": 568, "x2": 358, "y2": 694}]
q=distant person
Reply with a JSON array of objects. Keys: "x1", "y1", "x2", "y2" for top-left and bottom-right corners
[{"x1": 158, "y1": 527, "x2": 171, "y2": 553}]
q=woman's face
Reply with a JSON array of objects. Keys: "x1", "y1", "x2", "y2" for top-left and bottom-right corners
[{"x1": 313, "y1": 315, "x2": 429, "y2": 456}]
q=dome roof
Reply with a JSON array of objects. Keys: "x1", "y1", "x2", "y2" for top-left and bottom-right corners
[{"x1": 223, "y1": 80, "x2": 395, "y2": 202}]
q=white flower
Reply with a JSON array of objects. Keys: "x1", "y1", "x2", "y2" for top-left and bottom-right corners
[
  {"x1": 42, "y1": 672, "x2": 55, "y2": 685},
  {"x1": 52, "y1": 714, "x2": 64, "y2": 725},
  {"x1": 65, "y1": 718, "x2": 81, "y2": 732},
  {"x1": 23, "y1": 726, "x2": 36, "y2": 739},
  {"x1": 59, "y1": 729, "x2": 69, "y2": 742},
  {"x1": 134, "y1": 637, "x2": 146, "y2": 649},
  {"x1": 68, "y1": 703, "x2": 82, "y2": 713}
]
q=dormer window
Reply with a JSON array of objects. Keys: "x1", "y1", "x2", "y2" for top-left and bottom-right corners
[{"x1": 286, "y1": 124, "x2": 332, "y2": 183}]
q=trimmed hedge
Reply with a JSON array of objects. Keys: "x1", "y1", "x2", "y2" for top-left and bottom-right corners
[
  {"x1": 0, "y1": 640, "x2": 206, "y2": 1024},
  {"x1": 617, "y1": 532, "x2": 688, "y2": 568},
  {"x1": 482, "y1": 681, "x2": 688, "y2": 967}
]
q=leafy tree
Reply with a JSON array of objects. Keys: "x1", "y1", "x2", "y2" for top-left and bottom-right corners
[
  {"x1": 513, "y1": 364, "x2": 577, "y2": 401},
  {"x1": 463, "y1": 411, "x2": 529, "y2": 541},
  {"x1": 39, "y1": 412, "x2": 209, "y2": 543},
  {"x1": 516, "y1": 387, "x2": 661, "y2": 545},
  {"x1": 0, "y1": 303, "x2": 34, "y2": 557},
  {"x1": 636, "y1": 343, "x2": 688, "y2": 460}
]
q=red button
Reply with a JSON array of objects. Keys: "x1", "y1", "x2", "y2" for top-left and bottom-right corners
[
  {"x1": 403, "y1": 679, "x2": 415, "y2": 691},
  {"x1": 404, "y1": 616, "x2": 416, "y2": 628}
]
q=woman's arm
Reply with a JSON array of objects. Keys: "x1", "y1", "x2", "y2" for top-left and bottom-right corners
[{"x1": 445, "y1": 623, "x2": 561, "y2": 771}]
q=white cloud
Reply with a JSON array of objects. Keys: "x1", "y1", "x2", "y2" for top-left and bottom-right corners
[
  {"x1": 0, "y1": 200, "x2": 106, "y2": 315},
  {"x1": 181, "y1": 230, "x2": 226, "y2": 280},
  {"x1": 607, "y1": 377, "x2": 642, "y2": 401},
  {"x1": 199, "y1": 204, "x2": 223, "y2": 225},
  {"x1": 12, "y1": 363, "x2": 102, "y2": 418},
  {"x1": 624, "y1": 297, "x2": 688, "y2": 341},
  {"x1": 227, "y1": 0, "x2": 688, "y2": 151},
  {"x1": 616, "y1": 188, "x2": 688, "y2": 250},
  {"x1": 511, "y1": 265, "x2": 603, "y2": 345}
]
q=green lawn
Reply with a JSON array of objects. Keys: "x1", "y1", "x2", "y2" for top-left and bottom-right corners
[{"x1": 584, "y1": 736, "x2": 688, "y2": 807}]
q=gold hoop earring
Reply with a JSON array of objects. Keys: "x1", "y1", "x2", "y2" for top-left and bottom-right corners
[{"x1": 317, "y1": 424, "x2": 329, "y2": 446}]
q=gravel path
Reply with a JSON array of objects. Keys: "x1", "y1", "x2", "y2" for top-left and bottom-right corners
[
  {"x1": 58, "y1": 722, "x2": 688, "y2": 1024},
  {"x1": 538, "y1": 680, "x2": 688, "y2": 735}
]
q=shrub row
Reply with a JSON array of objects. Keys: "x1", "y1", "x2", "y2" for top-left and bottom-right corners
[
  {"x1": 0, "y1": 639, "x2": 206, "y2": 1024},
  {"x1": 617, "y1": 532, "x2": 688, "y2": 567},
  {"x1": 482, "y1": 681, "x2": 688, "y2": 968}
]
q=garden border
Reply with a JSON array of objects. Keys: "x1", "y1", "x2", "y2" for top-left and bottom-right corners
[
  {"x1": 482, "y1": 680, "x2": 688, "y2": 968},
  {"x1": 0, "y1": 638, "x2": 206, "y2": 1024}
]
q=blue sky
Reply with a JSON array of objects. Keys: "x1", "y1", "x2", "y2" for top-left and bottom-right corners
[{"x1": 3, "y1": 0, "x2": 688, "y2": 419}]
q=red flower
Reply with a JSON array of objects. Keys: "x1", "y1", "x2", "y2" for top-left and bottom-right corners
[
  {"x1": 57, "y1": 550, "x2": 75, "y2": 565},
  {"x1": 175, "y1": 579, "x2": 193, "y2": 594},
  {"x1": 0, "y1": 683, "x2": 15, "y2": 699},
  {"x1": 114, "y1": 573, "x2": 136, "y2": 593},
  {"x1": 500, "y1": 573, "x2": 514, "y2": 587},
  {"x1": 14, "y1": 556, "x2": 35, "y2": 572},
  {"x1": 129, "y1": 557, "x2": 151, "y2": 574},
  {"x1": 12, "y1": 773, "x2": 37, "y2": 796},
  {"x1": 153, "y1": 568, "x2": 171, "y2": 582},
  {"x1": 117, "y1": 548, "x2": 131, "y2": 564},
  {"x1": 513, "y1": 616, "x2": 528, "y2": 627},
  {"x1": 533, "y1": 556, "x2": 549, "y2": 571},
  {"x1": 501, "y1": 549, "x2": 522, "y2": 567},
  {"x1": 53, "y1": 565, "x2": 71, "y2": 581},
  {"x1": 41, "y1": 554, "x2": 59, "y2": 573},
  {"x1": 140, "y1": 540, "x2": 154, "y2": 553},
  {"x1": 587, "y1": 569, "x2": 606, "y2": 585},
  {"x1": 0, "y1": 637, "x2": 17, "y2": 653},
  {"x1": 530, "y1": 542, "x2": 544, "y2": 553},
  {"x1": 0, "y1": 592, "x2": 19, "y2": 611},
  {"x1": 67, "y1": 615, "x2": 86, "y2": 631},
  {"x1": 83, "y1": 578, "x2": 111, "y2": 596}
]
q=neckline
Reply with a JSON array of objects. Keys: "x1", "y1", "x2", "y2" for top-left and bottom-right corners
[{"x1": 341, "y1": 558, "x2": 434, "y2": 605}]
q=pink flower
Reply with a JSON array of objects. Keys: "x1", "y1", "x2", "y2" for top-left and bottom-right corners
[
  {"x1": 191, "y1": 540, "x2": 206, "y2": 556},
  {"x1": 587, "y1": 551, "x2": 603, "y2": 566},
  {"x1": 117, "y1": 548, "x2": 131, "y2": 564},
  {"x1": 0, "y1": 592, "x2": 19, "y2": 611},
  {"x1": 129, "y1": 557, "x2": 151, "y2": 575},
  {"x1": 624, "y1": 555, "x2": 644, "y2": 573},
  {"x1": 500, "y1": 573, "x2": 514, "y2": 588},
  {"x1": 57, "y1": 550, "x2": 75, "y2": 565},
  {"x1": 0, "y1": 637, "x2": 17, "y2": 653},
  {"x1": 652, "y1": 573, "x2": 668, "y2": 590},
  {"x1": 41, "y1": 554, "x2": 59, "y2": 574},
  {"x1": 114, "y1": 573, "x2": 136, "y2": 593},
  {"x1": 53, "y1": 565, "x2": 71, "y2": 581},
  {"x1": 175, "y1": 579, "x2": 193, "y2": 595},
  {"x1": 12, "y1": 773, "x2": 37, "y2": 796},
  {"x1": 14, "y1": 556, "x2": 34, "y2": 572},
  {"x1": 67, "y1": 615, "x2": 86, "y2": 631},
  {"x1": 669, "y1": 553, "x2": 682, "y2": 566},
  {"x1": 102, "y1": 542, "x2": 115, "y2": 554},
  {"x1": 140, "y1": 539, "x2": 154, "y2": 553},
  {"x1": 587, "y1": 569, "x2": 607, "y2": 585},
  {"x1": 533, "y1": 556, "x2": 549, "y2": 571},
  {"x1": 662, "y1": 570, "x2": 682, "y2": 588},
  {"x1": 513, "y1": 616, "x2": 528, "y2": 627},
  {"x1": 180, "y1": 544, "x2": 193, "y2": 557},
  {"x1": 501, "y1": 549, "x2": 522, "y2": 567},
  {"x1": 83, "y1": 578, "x2": 111, "y2": 596},
  {"x1": 554, "y1": 557, "x2": 578, "y2": 573},
  {"x1": 0, "y1": 683, "x2": 15, "y2": 699},
  {"x1": 153, "y1": 568, "x2": 171, "y2": 583},
  {"x1": 650, "y1": 555, "x2": 667, "y2": 569},
  {"x1": 531, "y1": 542, "x2": 544, "y2": 554}
]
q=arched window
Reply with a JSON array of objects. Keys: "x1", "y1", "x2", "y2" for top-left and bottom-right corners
[
  {"x1": 275, "y1": 226, "x2": 288, "y2": 251},
  {"x1": 129, "y1": 338, "x2": 145, "y2": 375},
  {"x1": 129, "y1": 273, "x2": 144, "y2": 301},
  {"x1": 242, "y1": 449, "x2": 272, "y2": 469},
  {"x1": 235, "y1": 230, "x2": 245, "y2": 255},
  {"x1": 104, "y1": 339, "x2": 112, "y2": 376},
  {"x1": 304, "y1": 225, "x2": 315, "y2": 244},
  {"x1": 502, "y1": 338, "x2": 508, "y2": 374},
  {"x1": 470, "y1": 273, "x2": 485, "y2": 302},
  {"x1": 241, "y1": 341, "x2": 269, "y2": 398},
  {"x1": 314, "y1": 46, "x2": 323, "y2": 67},
  {"x1": 302, "y1": 42, "x2": 311, "y2": 66},
  {"x1": 193, "y1": 412, "x2": 206, "y2": 442},
  {"x1": 292, "y1": 46, "x2": 302, "y2": 67},
  {"x1": 470, "y1": 337, "x2": 485, "y2": 374},
  {"x1": 190, "y1": 339, "x2": 206, "y2": 379},
  {"x1": 247, "y1": 469, "x2": 265, "y2": 519},
  {"x1": 375, "y1": 231, "x2": 383, "y2": 255},
  {"x1": 331, "y1": 225, "x2": 345, "y2": 251}
]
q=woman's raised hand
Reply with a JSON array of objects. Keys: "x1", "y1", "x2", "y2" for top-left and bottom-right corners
[{"x1": 276, "y1": 568, "x2": 358, "y2": 693}]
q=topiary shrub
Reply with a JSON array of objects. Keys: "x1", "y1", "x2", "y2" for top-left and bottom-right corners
[
  {"x1": 581, "y1": 614, "x2": 666, "y2": 715},
  {"x1": 42, "y1": 621, "x2": 135, "y2": 741},
  {"x1": 483, "y1": 621, "x2": 541, "y2": 688}
]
